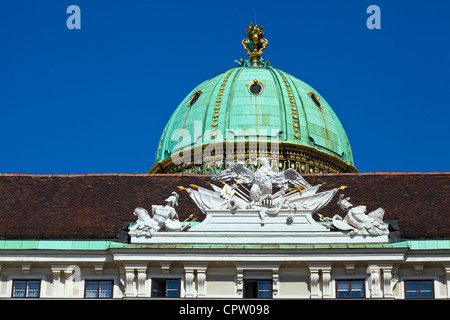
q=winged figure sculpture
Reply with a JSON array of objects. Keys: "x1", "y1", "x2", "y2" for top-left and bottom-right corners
[{"x1": 212, "y1": 157, "x2": 311, "y2": 202}]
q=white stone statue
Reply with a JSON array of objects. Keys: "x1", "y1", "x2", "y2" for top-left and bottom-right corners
[
  {"x1": 128, "y1": 158, "x2": 390, "y2": 244},
  {"x1": 129, "y1": 192, "x2": 183, "y2": 236},
  {"x1": 329, "y1": 194, "x2": 389, "y2": 236},
  {"x1": 185, "y1": 157, "x2": 344, "y2": 225},
  {"x1": 212, "y1": 157, "x2": 311, "y2": 204}
]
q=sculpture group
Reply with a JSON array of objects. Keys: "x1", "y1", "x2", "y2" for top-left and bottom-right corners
[
  {"x1": 129, "y1": 157, "x2": 388, "y2": 238},
  {"x1": 128, "y1": 192, "x2": 185, "y2": 236}
]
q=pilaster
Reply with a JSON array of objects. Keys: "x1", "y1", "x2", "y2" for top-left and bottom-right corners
[{"x1": 307, "y1": 263, "x2": 332, "y2": 299}]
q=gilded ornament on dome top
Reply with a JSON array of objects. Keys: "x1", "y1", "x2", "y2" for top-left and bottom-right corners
[{"x1": 242, "y1": 23, "x2": 268, "y2": 65}]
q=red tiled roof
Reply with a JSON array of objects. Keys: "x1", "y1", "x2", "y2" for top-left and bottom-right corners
[{"x1": 0, "y1": 173, "x2": 448, "y2": 240}]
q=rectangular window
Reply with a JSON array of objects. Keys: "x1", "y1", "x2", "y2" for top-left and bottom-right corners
[
  {"x1": 12, "y1": 280, "x2": 41, "y2": 298},
  {"x1": 405, "y1": 280, "x2": 434, "y2": 299},
  {"x1": 244, "y1": 280, "x2": 272, "y2": 298},
  {"x1": 152, "y1": 279, "x2": 180, "y2": 298},
  {"x1": 336, "y1": 280, "x2": 365, "y2": 298},
  {"x1": 85, "y1": 280, "x2": 113, "y2": 298}
]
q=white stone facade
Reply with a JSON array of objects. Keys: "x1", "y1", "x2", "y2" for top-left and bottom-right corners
[{"x1": 0, "y1": 241, "x2": 449, "y2": 299}]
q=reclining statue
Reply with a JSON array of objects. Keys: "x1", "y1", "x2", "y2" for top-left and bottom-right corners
[
  {"x1": 330, "y1": 194, "x2": 389, "y2": 236},
  {"x1": 129, "y1": 192, "x2": 182, "y2": 236}
]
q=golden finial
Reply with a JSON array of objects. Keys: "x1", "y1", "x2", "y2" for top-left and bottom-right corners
[
  {"x1": 337, "y1": 185, "x2": 348, "y2": 191},
  {"x1": 242, "y1": 22, "x2": 268, "y2": 66},
  {"x1": 177, "y1": 186, "x2": 187, "y2": 191},
  {"x1": 189, "y1": 184, "x2": 199, "y2": 190}
]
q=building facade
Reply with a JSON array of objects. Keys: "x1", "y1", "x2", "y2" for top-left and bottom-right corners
[
  {"x1": 0, "y1": 240, "x2": 449, "y2": 299},
  {"x1": 0, "y1": 24, "x2": 449, "y2": 300},
  {"x1": 0, "y1": 173, "x2": 449, "y2": 300}
]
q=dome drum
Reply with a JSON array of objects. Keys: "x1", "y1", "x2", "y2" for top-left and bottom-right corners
[{"x1": 149, "y1": 141, "x2": 358, "y2": 175}]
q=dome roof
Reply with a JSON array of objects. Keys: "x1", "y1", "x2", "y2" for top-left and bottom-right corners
[
  {"x1": 149, "y1": 23, "x2": 357, "y2": 175},
  {"x1": 151, "y1": 65, "x2": 357, "y2": 174}
]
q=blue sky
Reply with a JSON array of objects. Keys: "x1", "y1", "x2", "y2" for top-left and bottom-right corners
[{"x1": 0, "y1": 0, "x2": 449, "y2": 174}]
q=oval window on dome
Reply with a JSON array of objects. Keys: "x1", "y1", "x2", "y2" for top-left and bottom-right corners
[
  {"x1": 188, "y1": 90, "x2": 203, "y2": 107},
  {"x1": 247, "y1": 80, "x2": 264, "y2": 95},
  {"x1": 308, "y1": 91, "x2": 322, "y2": 108}
]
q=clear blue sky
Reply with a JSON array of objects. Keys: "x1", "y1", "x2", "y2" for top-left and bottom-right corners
[{"x1": 0, "y1": 0, "x2": 449, "y2": 174}]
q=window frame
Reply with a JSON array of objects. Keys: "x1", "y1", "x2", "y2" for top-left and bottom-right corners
[
  {"x1": 308, "y1": 91, "x2": 322, "y2": 108},
  {"x1": 243, "y1": 279, "x2": 273, "y2": 299},
  {"x1": 188, "y1": 90, "x2": 203, "y2": 107},
  {"x1": 404, "y1": 280, "x2": 434, "y2": 299},
  {"x1": 11, "y1": 279, "x2": 41, "y2": 298},
  {"x1": 335, "y1": 279, "x2": 366, "y2": 299},
  {"x1": 151, "y1": 278, "x2": 181, "y2": 298},
  {"x1": 84, "y1": 280, "x2": 114, "y2": 299},
  {"x1": 246, "y1": 80, "x2": 264, "y2": 95}
]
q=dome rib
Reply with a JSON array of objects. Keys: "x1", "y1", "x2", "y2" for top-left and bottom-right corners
[
  {"x1": 266, "y1": 67, "x2": 288, "y2": 143},
  {"x1": 288, "y1": 72, "x2": 311, "y2": 145}
]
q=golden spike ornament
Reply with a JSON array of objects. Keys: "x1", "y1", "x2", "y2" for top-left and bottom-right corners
[
  {"x1": 182, "y1": 213, "x2": 196, "y2": 223},
  {"x1": 242, "y1": 22, "x2": 268, "y2": 65},
  {"x1": 295, "y1": 184, "x2": 307, "y2": 194}
]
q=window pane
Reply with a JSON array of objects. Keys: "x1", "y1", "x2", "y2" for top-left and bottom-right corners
[
  {"x1": 86, "y1": 282, "x2": 98, "y2": 290},
  {"x1": 166, "y1": 280, "x2": 180, "y2": 297},
  {"x1": 406, "y1": 281, "x2": 419, "y2": 298},
  {"x1": 337, "y1": 281, "x2": 349, "y2": 290},
  {"x1": 406, "y1": 281, "x2": 418, "y2": 291},
  {"x1": 86, "y1": 281, "x2": 99, "y2": 298},
  {"x1": 152, "y1": 280, "x2": 165, "y2": 297},
  {"x1": 27, "y1": 281, "x2": 40, "y2": 298},
  {"x1": 258, "y1": 281, "x2": 272, "y2": 298},
  {"x1": 86, "y1": 291, "x2": 98, "y2": 298},
  {"x1": 244, "y1": 281, "x2": 257, "y2": 298},
  {"x1": 99, "y1": 282, "x2": 112, "y2": 298},
  {"x1": 351, "y1": 282, "x2": 364, "y2": 298},
  {"x1": 420, "y1": 281, "x2": 432, "y2": 290},
  {"x1": 13, "y1": 281, "x2": 26, "y2": 298},
  {"x1": 419, "y1": 281, "x2": 433, "y2": 298},
  {"x1": 166, "y1": 280, "x2": 179, "y2": 289},
  {"x1": 406, "y1": 290, "x2": 419, "y2": 298},
  {"x1": 337, "y1": 281, "x2": 350, "y2": 298}
]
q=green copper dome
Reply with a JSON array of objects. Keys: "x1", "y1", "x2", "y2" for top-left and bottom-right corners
[
  {"x1": 150, "y1": 64, "x2": 357, "y2": 174},
  {"x1": 150, "y1": 23, "x2": 356, "y2": 174}
]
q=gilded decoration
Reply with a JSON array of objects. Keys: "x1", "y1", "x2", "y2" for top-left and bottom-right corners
[
  {"x1": 242, "y1": 23, "x2": 268, "y2": 65},
  {"x1": 275, "y1": 69, "x2": 300, "y2": 139},
  {"x1": 148, "y1": 142, "x2": 358, "y2": 175},
  {"x1": 211, "y1": 69, "x2": 235, "y2": 138}
]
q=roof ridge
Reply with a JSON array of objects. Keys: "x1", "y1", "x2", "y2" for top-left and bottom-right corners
[{"x1": 0, "y1": 172, "x2": 449, "y2": 178}]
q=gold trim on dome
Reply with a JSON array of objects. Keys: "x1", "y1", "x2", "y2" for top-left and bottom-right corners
[
  {"x1": 211, "y1": 69, "x2": 235, "y2": 138},
  {"x1": 275, "y1": 69, "x2": 300, "y2": 139},
  {"x1": 149, "y1": 141, "x2": 358, "y2": 174}
]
